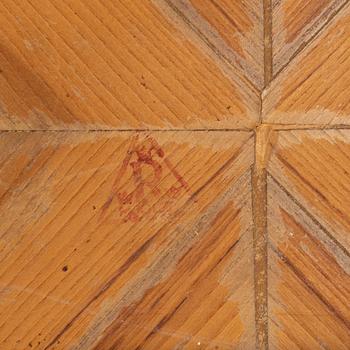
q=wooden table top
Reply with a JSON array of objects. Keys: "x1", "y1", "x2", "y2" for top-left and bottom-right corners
[{"x1": 0, "y1": 1, "x2": 349, "y2": 349}]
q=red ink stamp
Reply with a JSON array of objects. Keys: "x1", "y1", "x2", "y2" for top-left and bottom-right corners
[{"x1": 101, "y1": 135, "x2": 189, "y2": 222}]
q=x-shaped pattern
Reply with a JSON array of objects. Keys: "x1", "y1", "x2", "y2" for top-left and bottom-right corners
[{"x1": 0, "y1": 1, "x2": 349, "y2": 349}]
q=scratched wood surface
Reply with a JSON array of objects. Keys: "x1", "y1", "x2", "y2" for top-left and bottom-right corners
[
  {"x1": 1, "y1": 0, "x2": 350, "y2": 349},
  {"x1": 268, "y1": 178, "x2": 350, "y2": 349},
  {"x1": 170, "y1": 0, "x2": 264, "y2": 89},
  {"x1": 271, "y1": 0, "x2": 347, "y2": 75},
  {"x1": 267, "y1": 130, "x2": 350, "y2": 349},
  {"x1": 0, "y1": 131, "x2": 255, "y2": 349},
  {"x1": 264, "y1": 1, "x2": 350, "y2": 126},
  {"x1": 0, "y1": 0, "x2": 262, "y2": 130}
]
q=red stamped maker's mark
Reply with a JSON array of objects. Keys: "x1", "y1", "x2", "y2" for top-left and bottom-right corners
[{"x1": 101, "y1": 135, "x2": 189, "y2": 222}]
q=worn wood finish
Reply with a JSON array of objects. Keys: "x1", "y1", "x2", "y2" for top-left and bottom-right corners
[
  {"x1": 0, "y1": 131, "x2": 255, "y2": 349},
  {"x1": 268, "y1": 130, "x2": 350, "y2": 250},
  {"x1": 0, "y1": 0, "x2": 261, "y2": 130},
  {"x1": 271, "y1": 0, "x2": 347, "y2": 75},
  {"x1": 1, "y1": 1, "x2": 350, "y2": 349},
  {"x1": 267, "y1": 130, "x2": 350, "y2": 349},
  {"x1": 166, "y1": 0, "x2": 264, "y2": 89},
  {"x1": 268, "y1": 177, "x2": 350, "y2": 349},
  {"x1": 264, "y1": 2, "x2": 350, "y2": 126}
]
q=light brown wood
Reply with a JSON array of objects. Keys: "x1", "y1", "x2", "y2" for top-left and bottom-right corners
[
  {"x1": 263, "y1": 2, "x2": 350, "y2": 126},
  {"x1": 0, "y1": 131, "x2": 255, "y2": 349},
  {"x1": 267, "y1": 130, "x2": 350, "y2": 348},
  {"x1": 268, "y1": 130, "x2": 350, "y2": 250},
  {"x1": 268, "y1": 177, "x2": 350, "y2": 349},
  {"x1": 0, "y1": 0, "x2": 261, "y2": 130},
  {"x1": 252, "y1": 125, "x2": 275, "y2": 350},
  {"x1": 1, "y1": 1, "x2": 350, "y2": 349},
  {"x1": 271, "y1": 0, "x2": 347, "y2": 75},
  {"x1": 165, "y1": 0, "x2": 265, "y2": 89}
]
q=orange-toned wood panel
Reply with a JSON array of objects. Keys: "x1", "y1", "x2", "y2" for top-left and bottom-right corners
[
  {"x1": 0, "y1": 0, "x2": 259, "y2": 130},
  {"x1": 268, "y1": 177, "x2": 350, "y2": 349},
  {"x1": 166, "y1": 0, "x2": 264, "y2": 89},
  {"x1": 264, "y1": 2, "x2": 350, "y2": 125},
  {"x1": 272, "y1": 0, "x2": 346, "y2": 75},
  {"x1": 268, "y1": 130, "x2": 350, "y2": 251},
  {"x1": 0, "y1": 131, "x2": 255, "y2": 349}
]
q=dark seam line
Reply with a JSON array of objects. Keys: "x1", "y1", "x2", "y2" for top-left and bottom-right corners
[
  {"x1": 268, "y1": 284, "x2": 339, "y2": 348},
  {"x1": 187, "y1": 135, "x2": 253, "y2": 201},
  {"x1": 273, "y1": 154, "x2": 350, "y2": 228},
  {"x1": 279, "y1": 208, "x2": 350, "y2": 291},
  {"x1": 124, "y1": 296, "x2": 188, "y2": 350},
  {"x1": 270, "y1": 244, "x2": 350, "y2": 329},
  {"x1": 3, "y1": 125, "x2": 350, "y2": 133},
  {"x1": 271, "y1": 125, "x2": 350, "y2": 131},
  {"x1": 263, "y1": 0, "x2": 273, "y2": 87},
  {"x1": 102, "y1": 215, "x2": 247, "y2": 349},
  {"x1": 273, "y1": 0, "x2": 350, "y2": 80},
  {"x1": 252, "y1": 130, "x2": 269, "y2": 350},
  {"x1": 268, "y1": 316, "x2": 301, "y2": 347},
  {"x1": 268, "y1": 173, "x2": 350, "y2": 259},
  {"x1": 163, "y1": 0, "x2": 259, "y2": 93},
  {"x1": 44, "y1": 137, "x2": 252, "y2": 349},
  {"x1": 0, "y1": 128, "x2": 252, "y2": 133},
  {"x1": 135, "y1": 229, "x2": 248, "y2": 349},
  {"x1": 279, "y1": 51, "x2": 333, "y2": 102}
]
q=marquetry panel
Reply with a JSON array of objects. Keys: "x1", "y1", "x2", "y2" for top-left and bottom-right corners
[
  {"x1": 272, "y1": 0, "x2": 346, "y2": 75},
  {"x1": 0, "y1": 0, "x2": 260, "y2": 130},
  {"x1": 268, "y1": 177, "x2": 350, "y2": 349},
  {"x1": 267, "y1": 129, "x2": 350, "y2": 349},
  {"x1": 0, "y1": 131, "x2": 255, "y2": 349},
  {"x1": 167, "y1": 0, "x2": 264, "y2": 89},
  {"x1": 1, "y1": 1, "x2": 350, "y2": 349},
  {"x1": 264, "y1": 2, "x2": 350, "y2": 126},
  {"x1": 269, "y1": 130, "x2": 350, "y2": 250}
]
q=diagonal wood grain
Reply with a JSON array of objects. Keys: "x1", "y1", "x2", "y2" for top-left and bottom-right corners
[
  {"x1": 1, "y1": 1, "x2": 350, "y2": 349},
  {"x1": 267, "y1": 176, "x2": 350, "y2": 349},
  {"x1": 268, "y1": 130, "x2": 350, "y2": 251},
  {"x1": 83, "y1": 172, "x2": 254, "y2": 350},
  {"x1": 263, "y1": 2, "x2": 350, "y2": 126},
  {"x1": 271, "y1": 0, "x2": 347, "y2": 76},
  {"x1": 0, "y1": 131, "x2": 255, "y2": 349},
  {"x1": 163, "y1": 0, "x2": 264, "y2": 89},
  {"x1": 0, "y1": 0, "x2": 260, "y2": 131}
]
